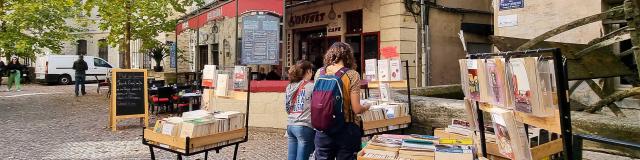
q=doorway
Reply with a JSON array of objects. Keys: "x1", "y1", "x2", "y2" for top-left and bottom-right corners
[
  {"x1": 346, "y1": 35, "x2": 362, "y2": 73},
  {"x1": 198, "y1": 45, "x2": 208, "y2": 71},
  {"x1": 211, "y1": 44, "x2": 220, "y2": 66},
  {"x1": 298, "y1": 28, "x2": 327, "y2": 71}
]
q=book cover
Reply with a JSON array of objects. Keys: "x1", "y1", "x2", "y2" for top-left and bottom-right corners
[
  {"x1": 233, "y1": 66, "x2": 248, "y2": 91},
  {"x1": 537, "y1": 60, "x2": 554, "y2": 111},
  {"x1": 202, "y1": 65, "x2": 217, "y2": 87},
  {"x1": 486, "y1": 59, "x2": 507, "y2": 107},
  {"x1": 509, "y1": 58, "x2": 533, "y2": 113},
  {"x1": 215, "y1": 74, "x2": 230, "y2": 96},
  {"x1": 390, "y1": 59, "x2": 403, "y2": 81},
  {"x1": 478, "y1": 59, "x2": 491, "y2": 102},
  {"x1": 467, "y1": 59, "x2": 480, "y2": 101},
  {"x1": 489, "y1": 108, "x2": 533, "y2": 160},
  {"x1": 379, "y1": 82, "x2": 392, "y2": 102},
  {"x1": 378, "y1": 59, "x2": 391, "y2": 81},
  {"x1": 365, "y1": 59, "x2": 378, "y2": 81},
  {"x1": 490, "y1": 112, "x2": 515, "y2": 159}
]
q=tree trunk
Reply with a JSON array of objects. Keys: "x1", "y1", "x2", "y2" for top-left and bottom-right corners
[{"x1": 122, "y1": 0, "x2": 132, "y2": 69}]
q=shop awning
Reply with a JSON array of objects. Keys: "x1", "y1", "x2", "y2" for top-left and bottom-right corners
[{"x1": 176, "y1": 0, "x2": 284, "y2": 35}]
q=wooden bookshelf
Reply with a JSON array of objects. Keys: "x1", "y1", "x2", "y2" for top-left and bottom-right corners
[
  {"x1": 363, "y1": 116, "x2": 411, "y2": 130},
  {"x1": 367, "y1": 80, "x2": 408, "y2": 88},
  {"x1": 143, "y1": 128, "x2": 247, "y2": 152}
]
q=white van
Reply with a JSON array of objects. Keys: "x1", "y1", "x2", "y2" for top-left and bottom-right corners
[{"x1": 35, "y1": 55, "x2": 115, "y2": 85}]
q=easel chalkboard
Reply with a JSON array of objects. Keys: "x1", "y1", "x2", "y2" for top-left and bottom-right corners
[{"x1": 110, "y1": 69, "x2": 149, "y2": 131}]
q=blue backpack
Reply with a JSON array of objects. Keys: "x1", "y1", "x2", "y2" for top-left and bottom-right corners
[{"x1": 311, "y1": 67, "x2": 349, "y2": 134}]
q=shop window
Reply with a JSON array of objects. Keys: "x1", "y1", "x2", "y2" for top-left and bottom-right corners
[
  {"x1": 362, "y1": 33, "x2": 380, "y2": 73},
  {"x1": 98, "y1": 39, "x2": 108, "y2": 61},
  {"x1": 76, "y1": 40, "x2": 87, "y2": 55},
  {"x1": 345, "y1": 10, "x2": 363, "y2": 34}
]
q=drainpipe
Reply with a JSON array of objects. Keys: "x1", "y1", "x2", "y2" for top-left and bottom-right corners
[{"x1": 420, "y1": 0, "x2": 431, "y2": 86}]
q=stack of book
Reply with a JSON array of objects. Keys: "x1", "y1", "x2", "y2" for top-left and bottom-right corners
[
  {"x1": 360, "y1": 103, "x2": 410, "y2": 134},
  {"x1": 359, "y1": 134, "x2": 476, "y2": 160},
  {"x1": 398, "y1": 136, "x2": 438, "y2": 159},
  {"x1": 151, "y1": 110, "x2": 246, "y2": 152}
]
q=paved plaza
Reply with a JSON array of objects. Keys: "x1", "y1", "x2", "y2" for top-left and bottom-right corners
[{"x1": 0, "y1": 84, "x2": 287, "y2": 160}]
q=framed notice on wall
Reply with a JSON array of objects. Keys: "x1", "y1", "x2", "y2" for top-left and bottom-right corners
[
  {"x1": 241, "y1": 13, "x2": 280, "y2": 65},
  {"x1": 499, "y1": 0, "x2": 524, "y2": 10},
  {"x1": 110, "y1": 69, "x2": 149, "y2": 131}
]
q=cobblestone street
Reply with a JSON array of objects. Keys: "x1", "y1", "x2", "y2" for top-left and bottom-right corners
[{"x1": 0, "y1": 84, "x2": 287, "y2": 160}]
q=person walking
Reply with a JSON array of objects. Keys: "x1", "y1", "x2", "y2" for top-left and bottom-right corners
[
  {"x1": 313, "y1": 42, "x2": 371, "y2": 160},
  {"x1": 285, "y1": 61, "x2": 316, "y2": 160},
  {"x1": 6, "y1": 57, "x2": 23, "y2": 92},
  {"x1": 72, "y1": 55, "x2": 88, "y2": 96}
]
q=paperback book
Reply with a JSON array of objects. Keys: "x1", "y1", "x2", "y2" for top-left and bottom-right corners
[
  {"x1": 233, "y1": 66, "x2": 248, "y2": 91},
  {"x1": 202, "y1": 65, "x2": 217, "y2": 87},
  {"x1": 365, "y1": 59, "x2": 378, "y2": 82},
  {"x1": 466, "y1": 59, "x2": 480, "y2": 101}
]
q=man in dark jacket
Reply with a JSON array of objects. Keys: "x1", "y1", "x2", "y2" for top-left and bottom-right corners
[{"x1": 72, "y1": 55, "x2": 88, "y2": 96}]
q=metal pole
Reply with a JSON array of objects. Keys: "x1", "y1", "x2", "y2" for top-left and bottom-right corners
[
  {"x1": 553, "y1": 48, "x2": 573, "y2": 160},
  {"x1": 475, "y1": 101, "x2": 488, "y2": 157},
  {"x1": 420, "y1": 0, "x2": 430, "y2": 87},
  {"x1": 234, "y1": 0, "x2": 239, "y2": 65},
  {"x1": 175, "y1": 20, "x2": 179, "y2": 80}
]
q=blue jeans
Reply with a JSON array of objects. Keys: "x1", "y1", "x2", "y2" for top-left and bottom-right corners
[
  {"x1": 314, "y1": 123, "x2": 362, "y2": 160},
  {"x1": 75, "y1": 74, "x2": 86, "y2": 96},
  {"x1": 287, "y1": 125, "x2": 316, "y2": 160}
]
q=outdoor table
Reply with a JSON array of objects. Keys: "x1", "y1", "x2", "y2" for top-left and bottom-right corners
[{"x1": 180, "y1": 93, "x2": 202, "y2": 111}]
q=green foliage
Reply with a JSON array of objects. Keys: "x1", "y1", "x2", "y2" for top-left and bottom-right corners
[
  {"x1": 0, "y1": 0, "x2": 85, "y2": 60},
  {"x1": 83, "y1": 0, "x2": 203, "y2": 54}
]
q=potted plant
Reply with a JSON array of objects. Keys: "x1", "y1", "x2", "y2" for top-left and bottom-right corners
[{"x1": 149, "y1": 46, "x2": 167, "y2": 72}]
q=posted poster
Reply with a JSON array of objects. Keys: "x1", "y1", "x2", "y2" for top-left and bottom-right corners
[{"x1": 241, "y1": 14, "x2": 280, "y2": 65}]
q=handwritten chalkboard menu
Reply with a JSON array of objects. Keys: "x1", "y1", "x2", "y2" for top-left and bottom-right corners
[
  {"x1": 115, "y1": 72, "x2": 146, "y2": 115},
  {"x1": 110, "y1": 69, "x2": 149, "y2": 131},
  {"x1": 241, "y1": 13, "x2": 280, "y2": 65}
]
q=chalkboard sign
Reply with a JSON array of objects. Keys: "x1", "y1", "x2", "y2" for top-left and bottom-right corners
[
  {"x1": 115, "y1": 72, "x2": 146, "y2": 115},
  {"x1": 110, "y1": 69, "x2": 149, "y2": 131},
  {"x1": 241, "y1": 13, "x2": 280, "y2": 65}
]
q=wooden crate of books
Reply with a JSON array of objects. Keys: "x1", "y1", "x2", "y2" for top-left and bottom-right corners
[
  {"x1": 363, "y1": 116, "x2": 411, "y2": 131},
  {"x1": 367, "y1": 80, "x2": 408, "y2": 88},
  {"x1": 144, "y1": 128, "x2": 246, "y2": 151}
]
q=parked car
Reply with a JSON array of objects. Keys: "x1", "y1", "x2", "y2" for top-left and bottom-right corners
[{"x1": 35, "y1": 55, "x2": 114, "y2": 85}]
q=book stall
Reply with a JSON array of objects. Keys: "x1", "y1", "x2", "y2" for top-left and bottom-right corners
[
  {"x1": 460, "y1": 48, "x2": 573, "y2": 160},
  {"x1": 360, "y1": 58, "x2": 413, "y2": 136},
  {"x1": 142, "y1": 65, "x2": 251, "y2": 160}
]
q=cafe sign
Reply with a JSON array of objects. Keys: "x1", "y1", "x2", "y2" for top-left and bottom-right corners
[{"x1": 288, "y1": 11, "x2": 326, "y2": 27}]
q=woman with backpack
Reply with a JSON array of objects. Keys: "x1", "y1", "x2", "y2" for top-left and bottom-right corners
[
  {"x1": 312, "y1": 42, "x2": 371, "y2": 160},
  {"x1": 6, "y1": 57, "x2": 22, "y2": 92},
  {"x1": 285, "y1": 60, "x2": 316, "y2": 160}
]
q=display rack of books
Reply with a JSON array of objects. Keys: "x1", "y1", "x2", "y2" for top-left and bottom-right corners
[
  {"x1": 143, "y1": 66, "x2": 251, "y2": 160},
  {"x1": 357, "y1": 134, "x2": 476, "y2": 160},
  {"x1": 361, "y1": 59, "x2": 412, "y2": 136},
  {"x1": 460, "y1": 48, "x2": 574, "y2": 160}
]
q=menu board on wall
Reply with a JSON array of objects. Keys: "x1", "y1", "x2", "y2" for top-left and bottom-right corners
[{"x1": 241, "y1": 14, "x2": 280, "y2": 65}]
